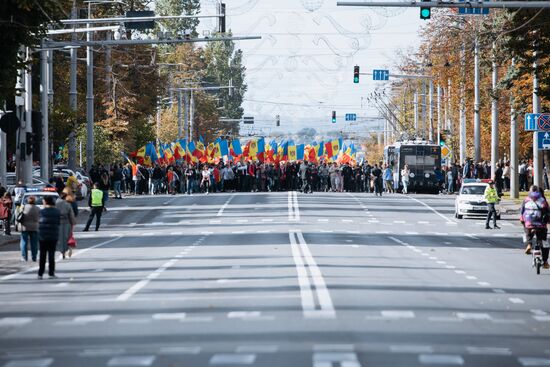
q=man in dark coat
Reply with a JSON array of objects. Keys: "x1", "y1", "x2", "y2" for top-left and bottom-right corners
[{"x1": 38, "y1": 195, "x2": 60, "y2": 279}]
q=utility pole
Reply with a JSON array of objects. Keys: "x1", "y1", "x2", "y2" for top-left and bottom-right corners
[
  {"x1": 184, "y1": 91, "x2": 189, "y2": 140},
  {"x1": 437, "y1": 83, "x2": 441, "y2": 145},
  {"x1": 447, "y1": 78, "x2": 452, "y2": 132},
  {"x1": 40, "y1": 42, "x2": 50, "y2": 179},
  {"x1": 22, "y1": 47, "x2": 33, "y2": 185},
  {"x1": 86, "y1": 1, "x2": 94, "y2": 172},
  {"x1": 510, "y1": 59, "x2": 519, "y2": 199},
  {"x1": 490, "y1": 42, "x2": 499, "y2": 180},
  {"x1": 473, "y1": 36, "x2": 481, "y2": 163},
  {"x1": 189, "y1": 90, "x2": 195, "y2": 140},
  {"x1": 0, "y1": 110, "x2": 6, "y2": 187},
  {"x1": 533, "y1": 51, "x2": 542, "y2": 187},
  {"x1": 429, "y1": 79, "x2": 433, "y2": 142},
  {"x1": 413, "y1": 91, "x2": 418, "y2": 132},
  {"x1": 177, "y1": 91, "x2": 183, "y2": 139},
  {"x1": 421, "y1": 80, "x2": 427, "y2": 138},
  {"x1": 459, "y1": 44, "x2": 467, "y2": 165},
  {"x1": 68, "y1": 2, "x2": 78, "y2": 171}
]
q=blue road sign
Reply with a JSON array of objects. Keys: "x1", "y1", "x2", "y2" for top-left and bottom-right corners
[
  {"x1": 373, "y1": 69, "x2": 389, "y2": 81},
  {"x1": 537, "y1": 114, "x2": 550, "y2": 131},
  {"x1": 538, "y1": 131, "x2": 550, "y2": 150},
  {"x1": 458, "y1": 0, "x2": 489, "y2": 14},
  {"x1": 525, "y1": 113, "x2": 540, "y2": 131},
  {"x1": 345, "y1": 114, "x2": 357, "y2": 121}
]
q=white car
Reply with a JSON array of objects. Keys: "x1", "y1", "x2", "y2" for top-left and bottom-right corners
[{"x1": 455, "y1": 180, "x2": 501, "y2": 220}]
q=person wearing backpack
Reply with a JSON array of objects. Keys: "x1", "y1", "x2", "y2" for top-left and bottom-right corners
[{"x1": 521, "y1": 185, "x2": 550, "y2": 267}]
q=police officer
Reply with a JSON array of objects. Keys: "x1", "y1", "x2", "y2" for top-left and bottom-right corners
[
  {"x1": 83, "y1": 183, "x2": 105, "y2": 232},
  {"x1": 484, "y1": 180, "x2": 500, "y2": 229}
]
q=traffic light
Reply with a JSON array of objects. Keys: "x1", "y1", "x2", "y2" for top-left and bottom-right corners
[
  {"x1": 353, "y1": 65, "x2": 360, "y2": 83},
  {"x1": 276, "y1": 115, "x2": 280, "y2": 127},
  {"x1": 219, "y1": 3, "x2": 226, "y2": 33},
  {"x1": 439, "y1": 132, "x2": 445, "y2": 146},
  {"x1": 332, "y1": 111, "x2": 336, "y2": 123},
  {"x1": 420, "y1": 0, "x2": 431, "y2": 19}
]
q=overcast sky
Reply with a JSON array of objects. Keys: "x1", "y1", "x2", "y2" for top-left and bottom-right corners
[{"x1": 197, "y1": 0, "x2": 423, "y2": 136}]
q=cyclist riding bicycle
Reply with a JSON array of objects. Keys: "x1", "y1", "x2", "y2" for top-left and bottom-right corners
[{"x1": 521, "y1": 185, "x2": 550, "y2": 268}]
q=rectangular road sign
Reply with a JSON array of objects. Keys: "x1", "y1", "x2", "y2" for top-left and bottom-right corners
[
  {"x1": 537, "y1": 113, "x2": 550, "y2": 131},
  {"x1": 243, "y1": 116, "x2": 254, "y2": 124},
  {"x1": 345, "y1": 113, "x2": 357, "y2": 121},
  {"x1": 525, "y1": 113, "x2": 540, "y2": 131},
  {"x1": 458, "y1": 0, "x2": 489, "y2": 14},
  {"x1": 537, "y1": 131, "x2": 550, "y2": 150},
  {"x1": 373, "y1": 69, "x2": 389, "y2": 81}
]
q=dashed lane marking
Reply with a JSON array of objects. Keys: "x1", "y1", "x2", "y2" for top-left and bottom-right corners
[
  {"x1": 3, "y1": 359, "x2": 54, "y2": 367},
  {"x1": 158, "y1": 346, "x2": 201, "y2": 355},
  {"x1": 217, "y1": 194, "x2": 236, "y2": 217},
  {"x1": 209, "y1": 354, "x2": 256, "y2": 365},
  {"x1": 0, "y1": 317, "x2": 33, "y2": 326},
  {"x1": 518, "y1": 357, "x2": 550, "y2": 366},
  {"x1": 107, "y1": 356, "x2": 156, "y2": 366},
  {"x1": 418, "y1": 354, "x2": 464, "y2": 365}
]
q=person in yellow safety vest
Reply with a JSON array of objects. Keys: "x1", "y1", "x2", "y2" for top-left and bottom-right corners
[
  {"x1": 484, "y1": 180, "x2": 500, "y2": 230},
  {"x1": 83, "y1": 183, "x2": 105, "y2": 232}
]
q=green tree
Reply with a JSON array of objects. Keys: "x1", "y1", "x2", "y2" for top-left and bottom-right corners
[
  {"x1": 155, "y1": 0, "x2": 201, "y2": 37},
  {"x1": 0, "y1": 0, "x2": 70, "y2": 104},
  {"x1": 203, "y1": 34, "x2": 247, "y2": 137}
]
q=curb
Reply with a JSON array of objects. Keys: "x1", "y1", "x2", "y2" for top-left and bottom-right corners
[{"x1": 0, "y1": 237, "x2": 19, "y2": 248}]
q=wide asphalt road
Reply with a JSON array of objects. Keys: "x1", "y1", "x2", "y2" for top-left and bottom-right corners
[{"x1": 0, "y1": 191, "x2": 548, "y2": 367}]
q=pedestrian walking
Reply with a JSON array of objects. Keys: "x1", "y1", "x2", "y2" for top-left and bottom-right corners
[
  {"x1": 18, "y1": 195, "x2": 40, "y2": 262},
  {"x1": 56, "y1": 190, "x2": 76, "y2": 258},
  {"x1": 38, "y1": 195, "x2": 60, "y2": 279},
  {"x1": 0, "y1": 192, "x2": 13, "y2": 235},
  {"x1": 484, "y1": 181, "x2": 500, "y2": 229},
  {"x1": 83, "y1": 183, "x2": 105, "y2": 232},
  {"x1": 401, "y1": 165, "x2": 410, "y2": 194}
]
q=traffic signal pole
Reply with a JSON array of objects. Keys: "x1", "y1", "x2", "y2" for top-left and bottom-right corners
[
  {"x1": 491, "y1": 42, "x2": 499, "y2": 181},
  {"x1": 40, "y1": 43, "x2": 49, "y2": 179},
  {"x1": 533, "y1": 53, "x2": 542, "y2": 187}
]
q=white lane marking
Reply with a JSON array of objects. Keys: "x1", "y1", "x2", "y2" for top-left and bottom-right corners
[
  {"x1": 209, "y1": 220, "x2": 221, "y2": 224},
  {"x1": 407, "y1": 196, "x2": 457, "y2": 224},
  {"x1": 296, "y1": 231, "x2": 335, "y2": 318},
  {"x1": 342, "y1": 219, "x2": 354, "y2": 223},
  {"x1": 152, "y1": 313, "x2": 186, "y2": 320},
  {"x1": 454, "y1": 270, "x2": 465, "y2": 274},
  {"x1": 381, "y1": 310, "x2": 415, "y2": 319},
  {"x1": 107, "y1": 356, "x2": 155, "y2": 366},
  {"x1": 313, "y1": 345, "x2": 355, "y2": 352},
  {"x1": 406, "y1": 232, "x2": 419, "y2": 235},
  {"x1": 393, "y1": 220, "x2": 406, "y2": 224},
  {"x1": 456, "y1": 313, "x2": 491, "y2": 320},
  {"x1": 509, "y1": 297, "x2": 525, "y2": 304},
  {"x1": 466, "y1": 347, "x2": 511, "y2": 355},
  {"x1": 236, "y1": 219, "x2": 249, "y2": 223},
  {"x1": 518, "y1": 357, "x2": 550, "y2": 366},
  {"x1": 313, "y1": 352, "x2": 360, "y2": 367},
  {"x1": 428, "y1": 316, "x2": 463, "y2": 323},
  {"x1": 390, "y1": 345, "x2": 434, "y2": 353},
  {"x1": 159, "y1": 346, "x2": 201, "y2": 355},
  {"x1": 3, "y1": 359, "x2": 54, "y2": 367},
  {"x1": 181, "y1": 316, "x2": 214, "y2": 323},
  {"x1": 235, "y1": 345, "x2": 279, "y2": 353},
  {"x1": 116, "y1": 278, "x2": 150, "y2": 302},
  {"x1": 287, "y1": 191, "x2": 300, "y2": 221},
  {"x1": 320, "y1": 230, "x2": 334, "y2": 233},
  {"x1": 79, "y1": 348, "x2": 126, "y2": 356},
  {"x1": 533, "y1": 315, "x2": 550, "y2": 322},
  {"x1": 256, "y1": 230, "x2": 272, "y2": 234},
  {"x1": 228, "y1": 311, "x2": 262, "y2": 319},
  {"x1": 74, "y1": 314, "x2": 111, "y2": 323},
  {"x1": 209, "y1": 354, "x2": 256, "y2": 365},
  {"x1": 419, "y1": 354, "x2": 464, "y2": 365},
  {"x1": 232, "y1": 231, "x2": 246, "y2": 234},
  {"x1": 418, "y1": 221, "x2": 430, "y2": 224},
  {"x1": 0, "y1": 317, "x2": 33, "y2": 326},
  {"x1": 531, "y1": 309, "x2": 547, "y2": 316},
  {"x1": 217, "y1": 194, "x2": 236, "y2": 217},
  {"x1": 493, "y1": 289, "x2": 506, "y2": 294},
  {"x1": 261, "y1": 218, "x2": 274, "y2": 222},
  {"x1": 117, "y1": 318, "x2": 151, "y2": 324},
  {"x1": 478, "y1": 282, "x2": 491, "y2": 287},
  {"x1": 289, "y1": 231, "x2": 316, "y2": 314},
  {"x1": 1, "y1": 236, "x2": 122, "y2": 281},
  {"x1": 318, "y1": 219, "x2": 329, "y2": 222},
  {"x1": 466, "y1": 275, "x2": 478, "y2": 280},
  {"x1": 170, "y1": 231, "x2": 183, "y2": 236}
]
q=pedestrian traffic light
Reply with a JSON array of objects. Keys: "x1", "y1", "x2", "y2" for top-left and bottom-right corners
[
  {"x1": 353, "y1": 65, "x2": 360, "y2": 83},
  {"x1": 219, "y1": 3, "x2": 226, "y2": 33},
  {"x1": 276, "y1": 115, "x2": 280, "y2": 127},
  {"x1": 439, "y1": 133, "x2": 445, "y2": 146},
  {"x1": 420, "y1": 0, "x2": 431, "y2": 19},
  {"x1": 332, "y1": 111, "x2": 336, "y2": 123}
]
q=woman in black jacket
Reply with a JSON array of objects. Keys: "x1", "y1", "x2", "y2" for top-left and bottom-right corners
[{"x1": 38, "y1": 195, "x2": 60, "y2": 279}]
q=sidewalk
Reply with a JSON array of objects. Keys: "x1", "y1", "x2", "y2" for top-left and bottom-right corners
[{"x1": 500, "y1": 199, "x2": 521, "y2": 215}]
